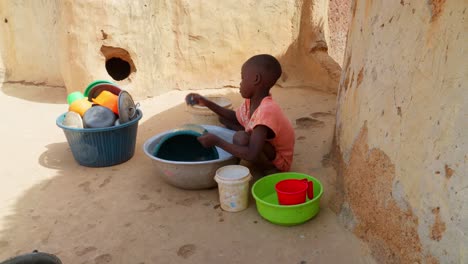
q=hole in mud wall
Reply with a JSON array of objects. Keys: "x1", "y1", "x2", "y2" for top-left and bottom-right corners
[
  {"x1": 100, "y1": 45, "x2": 136, "y2": 81},
  {"x1": 106, "y1": 58, "x2": 130, "y2": 81}
]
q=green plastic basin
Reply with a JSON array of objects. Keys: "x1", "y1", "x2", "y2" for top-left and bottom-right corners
[{"x1": 252, "y1": 172, "x2": 323, "y2": 226}]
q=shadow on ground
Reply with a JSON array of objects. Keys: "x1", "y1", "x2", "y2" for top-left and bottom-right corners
[{"x1": 0, "y1": 88, "x2": 372, "y2": 263}]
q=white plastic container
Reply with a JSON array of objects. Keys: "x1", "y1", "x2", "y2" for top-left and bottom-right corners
[
  {"x1": 215, "y1": 165, "x2": 252, "y2": 212},
  {"x1": 187, "y1": 96, "x2": 232, "y2": 126}
]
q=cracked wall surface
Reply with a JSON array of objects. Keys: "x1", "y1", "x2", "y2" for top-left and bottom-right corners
[
  {"x1": 0, "y1": 0, "x2": 345, "y2": 98},
  {"x1": 334, "y1": 0, "x2": 467, "y2": 263}
]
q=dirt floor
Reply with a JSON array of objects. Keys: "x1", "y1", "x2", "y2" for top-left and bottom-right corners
[{"x1": 0, "y1": 82, "x2": 376, "y2": 264}]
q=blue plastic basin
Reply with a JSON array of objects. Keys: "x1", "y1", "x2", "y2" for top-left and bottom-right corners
[{"x1": 56, "y1": 110, "x2": 142, "y2": 167}]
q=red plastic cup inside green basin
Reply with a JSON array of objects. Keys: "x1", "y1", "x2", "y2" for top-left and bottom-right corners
[
  {"x1": 275, "y1": 179, "x2": 314, "y2": 205},
  {"x1": 252, "y1": 172, "x2": 323, "y2": 226}
]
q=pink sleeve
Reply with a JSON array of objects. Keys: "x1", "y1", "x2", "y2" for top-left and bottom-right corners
[{"x1": 250, "y1": 102, "x2": 280, "y2": 137}]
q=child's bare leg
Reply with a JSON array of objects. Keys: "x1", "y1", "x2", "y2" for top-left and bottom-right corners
[
  {"x1": 219, "y1": 116, "x2": 244, "y2": 131},
  {"x1": 233, "y1": 131, "x2": 250, "y2": 145},
  {"x1": 233, "y1": 131, "x2": 277, "y2": 173}
]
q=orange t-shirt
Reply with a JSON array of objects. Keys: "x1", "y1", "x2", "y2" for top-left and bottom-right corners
[{"x1": 235, "y1": 96, "x2": 295, "y2": 171}]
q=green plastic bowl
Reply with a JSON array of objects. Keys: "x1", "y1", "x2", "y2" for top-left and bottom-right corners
[
  {"x1": 252, "y1": 172, "x2": 323, "y2": 226},
  {"x1": 84, "y1": 80, "x2": 114, "y2": 96}
]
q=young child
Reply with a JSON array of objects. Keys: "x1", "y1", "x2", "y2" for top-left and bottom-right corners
[{"x1": 185, "y1": 54, "x2": 295, "y2": 172}]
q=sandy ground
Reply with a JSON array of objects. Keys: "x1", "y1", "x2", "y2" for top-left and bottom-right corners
[{"x1": 0, "y1": 82, "x2": 375, "y2": 264}]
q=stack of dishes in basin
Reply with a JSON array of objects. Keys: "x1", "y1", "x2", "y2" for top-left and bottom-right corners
[{"x1": 57, "y1": 80, "x2": 142, "y2": 167}]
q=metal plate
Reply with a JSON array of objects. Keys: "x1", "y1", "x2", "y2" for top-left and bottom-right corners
[
  {"x1": 118, "y1": 90, "x2": 137, "y2": 124},
  {"x1": 62, "y1": 111, "x2": 83, "y2": 128}
]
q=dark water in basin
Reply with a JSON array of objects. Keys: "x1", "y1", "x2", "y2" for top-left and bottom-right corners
[{"x1": 153, "y1": 132, "x2": 219, "y2": 162}]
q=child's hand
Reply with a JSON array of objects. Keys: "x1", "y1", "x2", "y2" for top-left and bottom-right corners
[
  {"x1": 185, "y1": 93, "x2": 206, "y2": 106},
  {"x1": 197, "y1": 133, "x2": 218, "y2": 148}
]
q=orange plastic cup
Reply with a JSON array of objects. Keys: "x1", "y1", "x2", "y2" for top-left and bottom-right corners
[
  {"x1": 69, "y1": 98, "x2": 93, "y2": 117},
  {"x1": 92, "y1": 90, "x2": 119, "y2": 114}
]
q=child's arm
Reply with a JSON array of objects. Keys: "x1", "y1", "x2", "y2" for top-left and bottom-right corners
[
  {"x1": 186, "y1": 93, "x2": 240, "y2": 127},
  {"x1": 198, "y1": 125, "x2": 270, "y2": 162}
]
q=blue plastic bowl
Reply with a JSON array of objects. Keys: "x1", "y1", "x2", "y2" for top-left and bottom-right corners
[{"x1": 56, "y1": 110, "x2": 142, "y2": 167}]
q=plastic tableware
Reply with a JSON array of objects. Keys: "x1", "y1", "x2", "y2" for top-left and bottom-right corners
[
  {"x1": 251, "y1": 172, "x2": 323, "y2": 226},
  {"x1": 84, "y1": 80, "x2": 114, "y2": 96},
  {"x1": 68, "y1": 98, "x2": 93, "y2": 117},
  {"x1": 83, "y1": 105, "x2": 116, "y2": 128},
  {"x1": 275, "y1": 179, "x2": 314, "y2": 205},
  {"x1": 0, "y1": 250, "x2": 62, "y2": 264},
  {"x1": 87, "y1": 83, "x2": 122, "y2": 102},
  {"x1": 92, "y1": 90, "x2": 119, "y2": 114},
  {"x1": 215, "y1": 165, "x2": 252, "y2": 212},
  {"x1": 67, "y1": 91, "x2": 85, "y2": 105},
  {"x1": 56, "y1": 110, "x2": 143, "y2": 167}
]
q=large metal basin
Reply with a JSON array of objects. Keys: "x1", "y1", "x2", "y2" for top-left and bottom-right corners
[{"x1": 143, "y1": 125, "x2": 240, "y2": 189}]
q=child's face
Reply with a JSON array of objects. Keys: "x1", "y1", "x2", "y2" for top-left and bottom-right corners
[{"x1": 239, "y1": 63, "x2": 257, "y2": 99}]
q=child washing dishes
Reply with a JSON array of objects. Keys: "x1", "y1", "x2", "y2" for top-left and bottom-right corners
[{"x1": 186, "y1": 54, "x2": 295, "y2": 173}]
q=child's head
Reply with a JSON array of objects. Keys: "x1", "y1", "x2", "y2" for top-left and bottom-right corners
[{"x1": 240, "y1": 54, "x2": 282, "y2": 98}]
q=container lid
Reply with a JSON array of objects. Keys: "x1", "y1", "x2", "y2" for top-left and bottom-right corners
[
  {"x1": 118, "y1": 90, "x2": 137, "y2": 124},
  {"x1": 62, "y1": 111, "x2": 83, "y2": 128},
  {"x1": 83, "y1": 105, "x2": 116, "y2": 128},
  {"x1": 216, "y1": 165, "x2": 251, "y2": 181},
  {"x1": 87, "y1": 84, "x2": 122, "y2": 101}
]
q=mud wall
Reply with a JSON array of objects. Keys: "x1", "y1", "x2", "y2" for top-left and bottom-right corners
[
  {"x1": 0, "y1": 1, "x2": 62, "y2": 86},
  {"x1": 328, "y1": 0, "x2": 351, "y2": 65},
  {"x1": 0, "y1": 0, "x2": 343, "y2": 98},
  {"x1": 334, "y1": 0, "x2": 467, "y2": 263}
]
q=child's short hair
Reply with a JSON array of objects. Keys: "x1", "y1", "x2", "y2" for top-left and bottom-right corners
[{"x1": 246, "y1": 54, "x2": 282, "y2": 88}]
